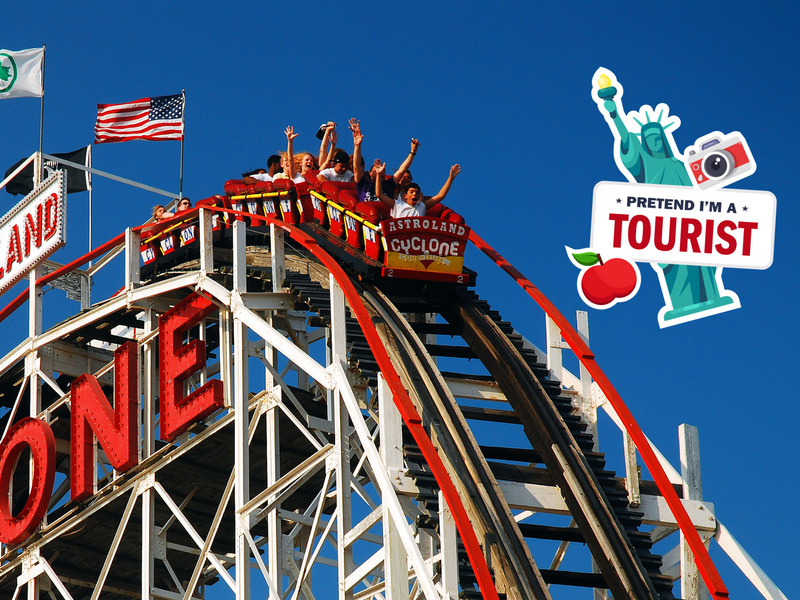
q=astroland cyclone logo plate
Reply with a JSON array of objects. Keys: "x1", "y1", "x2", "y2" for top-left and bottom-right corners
[
  {"x1": 382, "y1": 216, "x2": 470, "y2": 274},
  {"x1": 385, "y1": 252, "x2": 464, "y2": 273},
  {"x1": 0, "y1": 53, "x2": 18, "y2": 93}
]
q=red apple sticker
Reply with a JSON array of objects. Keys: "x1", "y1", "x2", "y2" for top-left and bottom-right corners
[{"x1": 566, "y1": 247, "x2": 641, "y2": 309}]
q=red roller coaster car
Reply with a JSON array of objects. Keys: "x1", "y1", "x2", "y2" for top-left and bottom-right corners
[{"x1": 140, "y1": 171, "x2": 474, "y2": 285}]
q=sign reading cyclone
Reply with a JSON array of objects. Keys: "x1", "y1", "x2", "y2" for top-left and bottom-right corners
[{"x1": 382, "y1": 216, "x2": 470, "y2": 275}]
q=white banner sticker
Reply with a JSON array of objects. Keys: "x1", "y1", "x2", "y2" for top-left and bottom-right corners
[{"x1": 591, "y1": 181, "x2": 776, "y2": 269}]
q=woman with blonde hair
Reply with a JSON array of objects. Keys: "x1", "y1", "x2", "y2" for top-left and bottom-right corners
[
  {"x1": 275, "y1": 126, "x2": 309, "y2": 184},
  {"x1": 294, "y1": 152, "x2": 318, "y2": 176}
]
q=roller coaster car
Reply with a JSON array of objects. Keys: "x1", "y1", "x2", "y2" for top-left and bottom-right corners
[
  {"x1": 301, "y1": 172, "x2": 474, "y2": 284},
  {"x1": 139, "y1": 175, "x2": 475, "y2": 285}
]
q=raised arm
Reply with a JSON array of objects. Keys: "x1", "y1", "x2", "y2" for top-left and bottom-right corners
[
  {"x1": 319, "y1": 129, "x2": 338, "y2": 171},
  {"x1": 318, "y1": 122, "x2": 336, "y2": 166},
  {"x1": 374, "y1": 161, "x2": 394, "y2": 208},
  {"x1": 424, "y1": 164, "x2": 461, "y2": 209},
  {"x1": 350, "y1": 119, "x2": 365, "y2": 182},
  {"x1": 285, "y1": 126, "x2": 298, "y2": 179},
  {"x1": 393, "y1": 138, "x2": 420, "y2": 184},
  {"x1": 602, "y1": 100, "x2": 632, "y2": 152}
]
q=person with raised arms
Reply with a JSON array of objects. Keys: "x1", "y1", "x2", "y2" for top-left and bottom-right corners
[
  {"x1": 351, "y1": 117, "x2": 420, "y2": 203},
  {"x1": 317, "y1": 148, "x2": 355, "y2": 182},
  {"x1": 375, "y1": 161, "x2": 460, "y2": 218},
  {"x1": 274, "y1": 126, "x2": 306, "y2": 184},
  {"x1": 317, "y1": 121, "x2": 338, "y2": 170}
]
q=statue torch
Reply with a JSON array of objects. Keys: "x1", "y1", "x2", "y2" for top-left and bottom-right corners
[{"x1": 597, "y1": 73, "x2": 617, "y2": 100}]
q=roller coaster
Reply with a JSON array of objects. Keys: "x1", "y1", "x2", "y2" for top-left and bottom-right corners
[{"x1": 0, "y1": 161, "x2": 789, "y2": 600}]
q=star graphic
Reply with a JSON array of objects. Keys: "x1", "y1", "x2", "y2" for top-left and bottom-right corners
[
  {"x1": 742, "y1": 206, "x2": 748, "y2": 211},
  {"x1": 0, "y1": 63, "x2": 10, "y2": 82},
  {"x1": 616, "y1": 197, "x2": 622, "y2": 203}
]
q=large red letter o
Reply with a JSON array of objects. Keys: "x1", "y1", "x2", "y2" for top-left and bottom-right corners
[{"x1": 0, "y1": 418, "x2": 56, "y2": 544}]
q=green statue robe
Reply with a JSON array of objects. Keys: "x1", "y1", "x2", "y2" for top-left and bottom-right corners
[{"x1": 609, "y1": 115, "x2": 731, "y2": 319}]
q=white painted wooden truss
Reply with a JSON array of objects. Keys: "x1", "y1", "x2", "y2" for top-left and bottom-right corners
[{"x1": 0, "y1": 217, "x2": 460, "y2": 600}]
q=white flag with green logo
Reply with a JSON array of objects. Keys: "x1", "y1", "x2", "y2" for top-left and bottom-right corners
[{"x1": 0, "y1": 48, "x2": 44, "y2": 98}]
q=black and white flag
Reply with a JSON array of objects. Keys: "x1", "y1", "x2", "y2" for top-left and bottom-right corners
[{"x1": 4, "y1": 146, "x2": 91, "y2": 196}]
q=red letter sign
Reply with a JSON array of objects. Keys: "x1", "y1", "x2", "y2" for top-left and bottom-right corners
[
  {"x1": 70, "y1": 341, "x2": 139, "y2": 502},
  {"x1": 0, "y1": 418, "x2": 56, "y2": 544},
  {"x1": 159, "y1": 293, "x2": 224, "y2": 441}
]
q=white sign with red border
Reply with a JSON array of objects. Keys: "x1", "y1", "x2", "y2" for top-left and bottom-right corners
[
  {"x1": 0, "y1": 171, "x2": 66, "y2": 294},
  {"x1": 591, "y1": 181, "x2": 776, "y2": 269}
]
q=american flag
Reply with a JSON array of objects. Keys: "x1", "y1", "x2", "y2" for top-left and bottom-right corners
[{"x1": 94, "y1": 94, "x2": 184, "y2": 144}]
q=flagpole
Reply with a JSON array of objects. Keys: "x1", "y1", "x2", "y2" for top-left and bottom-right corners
[
  {"x1": 179, "y1": 89, "x2": 185, "y2": 199},
  {"x1": 87, "y1": 145, "x2": 93, "y2": 266},
  {"x1": 37, "y1": 45, "x2": 46, "y2": 185}
]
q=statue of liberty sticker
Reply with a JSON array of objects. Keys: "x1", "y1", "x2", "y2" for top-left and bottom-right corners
[{"x1": 572, "y1": 67, "x2": 776, "y2": 328}]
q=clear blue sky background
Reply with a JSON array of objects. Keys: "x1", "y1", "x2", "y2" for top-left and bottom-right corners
[{"x1": 1, "y1": 1, "x2": 797, "y2": 597}]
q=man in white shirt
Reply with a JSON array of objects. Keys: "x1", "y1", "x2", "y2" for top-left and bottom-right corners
[
  {"x1": 243, "y1": 155, "x2": 282, "y2": 184},
  {"x1": 317, "y1": 150, "x2": 354, "y2": 183},
  {"x1": 375, "y1": 161, "x2": 460, "y2": 218}
]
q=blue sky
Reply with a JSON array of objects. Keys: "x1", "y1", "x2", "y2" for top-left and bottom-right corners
[{"x1": 1, "y1": 0, "x2": 797, "y2": 596}]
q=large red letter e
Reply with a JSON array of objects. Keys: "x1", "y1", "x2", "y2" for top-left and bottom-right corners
[{"x1": 159, "y1": 293, "x2": 224, "y2": 441}]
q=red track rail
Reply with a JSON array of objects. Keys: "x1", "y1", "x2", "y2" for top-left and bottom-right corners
[
  {"x1": 263, "y1": 215, "x2": 502, "y2": 600},
  {"x1": 468, "y1": 229, "x2": 729, "y2": 600}
]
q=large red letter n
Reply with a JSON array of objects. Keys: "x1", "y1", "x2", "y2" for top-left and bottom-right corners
[
  {"x1": 159, "y1": 293, "x2": 224, "y2": 442},
  {"x1": 71, "y1": 341, "x2": 139, "y2": 502}
]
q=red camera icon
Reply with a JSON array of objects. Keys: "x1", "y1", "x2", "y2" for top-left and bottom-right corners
[{"x1": 685, "y1": 132, "x2": 756, "y2": 191}]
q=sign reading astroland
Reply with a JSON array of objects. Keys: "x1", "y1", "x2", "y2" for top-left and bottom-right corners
[
  {"x1": 591, "y1": 181, "x2": 775, "y2": 269},
  {"x1": 383, "y1": 216, "x2": 470, "y2": 275},
  {"x1": 0, "y1": 171, "x2": 66, "y2": 295}
]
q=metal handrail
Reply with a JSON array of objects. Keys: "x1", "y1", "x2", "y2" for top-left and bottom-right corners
[
  {"x1": 0, "y1": 232, "x2": 128, "y2": 324},
  {"x1": 0, "y1": 206, "x2": 201, "y2": 324}
]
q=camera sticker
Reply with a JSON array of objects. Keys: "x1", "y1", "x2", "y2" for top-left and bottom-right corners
[
  {"x1": 684, "y1": 131, "x2": 757, "y2": 191},
  {"x1": 574, "y1": 67, "x2": 776, "y2": 328}
]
